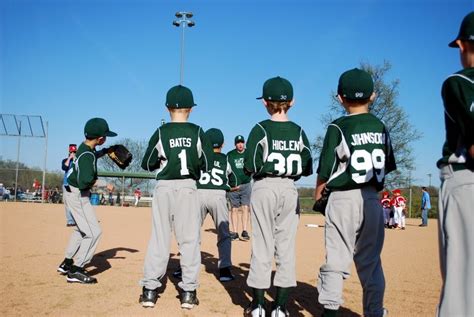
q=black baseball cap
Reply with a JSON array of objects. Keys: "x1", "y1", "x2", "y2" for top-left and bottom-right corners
[
  {"x1": 234, "y1": 135, "x2": 245, "y2": 144},
  {"x1": 449, "y1": 11, "x2": 474, "y2": 48},
  {"x1": 337, "y1": 68, "x2": 374, "y2": 100},
  {"x1": 206, "y1": 128, "x2": 224, "y2": 148},
  {"x1": 257, "y1": 76, "x2": 293, "y2": 101},
  {"x1": 84, "y1": 118, "x2": 117, "y2": 138},
  {"x1": 166, "y1": 85, "x2": 196, "y2": 108}
]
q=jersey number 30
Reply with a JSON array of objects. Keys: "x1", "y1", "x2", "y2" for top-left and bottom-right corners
[
  {"x1": 268, "y1": 153, "x2": 302, "y2": 176},
  {"x1": 351, "y1": 149, "x2": 385, "y2": 183}
]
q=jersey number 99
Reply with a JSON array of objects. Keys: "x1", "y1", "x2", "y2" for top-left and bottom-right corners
[{"x1": 351, "y1": 149, "x2": 385, "y2": 183}]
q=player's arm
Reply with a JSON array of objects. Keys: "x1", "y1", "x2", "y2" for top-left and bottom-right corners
[
  {"x1": 300, "y1": 129, "x2": 314, "y2": 177},
  {"x1": 314, "y1": 177, "x2": 327, "y2": 201},
  {"x1": 198, "y1": 127, "x2": 214, "y2": 172},
  {"x1": 442, "y1": 77, "x2": 474, "y2": 158},
  {"x1": 141, "y1": 128, "x2": 161, "y2": 172},
  {"x1": 384, "y1": 127, "x2": 397, "y2": 175},
  {"x1": 226, "y1": 157, "x2": 238, "y2": 190},
  {"x1": 316, "y1": 124, "x2": 343, "y2": 183},
  {"x1": 76, "y1": 152, "x2": 97, "y2": 190},
  {"x1": 244, "y1": 124, "x2": 265, "y2": 175}
]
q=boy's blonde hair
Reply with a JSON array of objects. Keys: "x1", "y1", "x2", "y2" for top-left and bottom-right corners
[{"x1": 265, "y1": 100, "x2": 292, "y2": 114}]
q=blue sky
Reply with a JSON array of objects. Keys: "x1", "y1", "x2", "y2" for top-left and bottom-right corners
[{"x1": 1, "y1": 0, "x2": 472, "y2": 188}]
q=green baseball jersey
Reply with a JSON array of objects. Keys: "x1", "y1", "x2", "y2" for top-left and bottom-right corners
[
  {"x1": 317, "y1": 113, "x2": 396, "y2": 191},
  {"x1": 67, "y1": 142, "x2": 98, "y2": 190},
  {"x1": 437, "y1": 68, "x2": 474, "y2": 171},
  {"x1": 141, "y1": 122, "x2": 213, "y2": 181},
  {"x1": 197, "y1": 152, "x2": 237, "y2": 191},
  {"x1": 244, "y1": 120, "x2": 313, "y2": 180},
  {"x1": 227, "y1": 148, "x2": 251, "y2": 185}
]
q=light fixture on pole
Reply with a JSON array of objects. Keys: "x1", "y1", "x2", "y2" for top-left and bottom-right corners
[{"x1": 173, "y1": 11, "x2": 195, "y2": 85}]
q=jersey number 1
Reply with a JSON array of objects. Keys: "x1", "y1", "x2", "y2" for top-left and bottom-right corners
[{"x1": 178, "y1": 149, "x2": 190, "y2": 176}]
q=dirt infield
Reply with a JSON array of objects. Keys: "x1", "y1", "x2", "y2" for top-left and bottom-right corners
[{"x1": 0, "y1": 202, "x2": 441, "y2": 316}]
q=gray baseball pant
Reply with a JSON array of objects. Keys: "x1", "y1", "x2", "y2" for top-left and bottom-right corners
[
  {"x1": 140, "y1": 179, "x2": 201, "y2": 292},
  {"x1": 317, "y1": 187, "x2": 385, "y2": 317},
  {"x1": 199, "y1": 189, "x2": 232, "y2": 268},
  {"x1": 437, "y1": 166, "x2": 474, "y2": 317},
  {"x1": 64, "y1": 186, "x2": 102, "y2": 267},
  {"x1": 247, "y1": 177, "x2": 299, "y2": 289}
]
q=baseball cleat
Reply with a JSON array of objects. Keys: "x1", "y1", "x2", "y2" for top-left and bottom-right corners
[
  {"x1": 66, "y1": 266, "x2": 97, "y2": 284},
  {"x1": 139, "y1": 287, "x2": 158, "y2": 308},
  {"x1": 219, "y1": 267, "x2": 235, "y2": 282},
  {"x1": 271, "y1": 305, "x2": 289, "y2": 317},
  {"x1": 172, "y1": 267, "x2": 182, "y2": 279},
  {"x1": 57, "y1": 258, "x2": 74, "y2": 275},
  {"x1": 241, "y1": 230, "x2": 250, "y2": 240},
  {"x1": 245, "y1": 303, "x2": 265, "y2": 317},
  {"x1": 180, "y1": 290, "x2": 199, "y2": 309}
]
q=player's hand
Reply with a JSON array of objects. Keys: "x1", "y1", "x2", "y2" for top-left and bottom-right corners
[{"x1": 230, "y1": 186, "x2": 240, "y2": 192}]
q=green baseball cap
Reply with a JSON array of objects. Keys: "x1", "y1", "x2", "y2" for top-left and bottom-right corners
[
  {"x1": 257, "y1": 76, "x2": 293, "y2": 101},
  {"x1": 449, "y1": 11, "x2": 474, "y2": 48},
  {"x1": 234, "y1": 135, "x2": 245, "y2": 144},
  {"x1": 337, "y1": 68, "x2": 374, "y2": 100},
  {"x1": 205, "y1": 128, "x2": 224, "y2": 148},
  {"x1": 84, "y1": 118, "x2": 117, "y2": 138},
  {"x1": 165, "y1": 85, "x2": 196, "y2": 108}
]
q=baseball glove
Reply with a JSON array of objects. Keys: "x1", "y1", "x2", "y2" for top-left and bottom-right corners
[
  {"x1": 107, "y1": 144, "x2": 132, "y2": 170},
  {"x1": 312, "y1": 188, "x2": 331, "y2": 216}
]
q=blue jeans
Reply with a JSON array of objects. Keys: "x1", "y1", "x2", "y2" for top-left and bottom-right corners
[{"x1": 421, "y1": 208, "x2": 429, "y2": 225}]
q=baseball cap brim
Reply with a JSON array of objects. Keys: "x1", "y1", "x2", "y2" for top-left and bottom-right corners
[
  {"x1": 256, "y1": 96, "x2": 263, "y2": 100},
  {"x1": 105, "y1": 131, "x2": 118, "y2": 137},
  {"x1": 448, "y1": 38, "x2": 459, "y2": 48}
]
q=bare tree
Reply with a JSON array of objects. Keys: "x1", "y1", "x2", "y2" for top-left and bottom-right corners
[{"x1": 312, "y1": 61, "x2": 421, "y2": 188}]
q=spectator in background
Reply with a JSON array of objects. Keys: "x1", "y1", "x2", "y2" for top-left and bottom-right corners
[
  {"x1": 108, "y1": 190, "x2": 114, "y2": 206},
  {"x1": 62, "y1": 144, "x2": 77, "y2": 227},
  {"x1": 134, "y1": 188, "x2": 141, "y2": 207},
  {"x1": 116, "y1": 191, "x2": 121, "y2": 206},
  {"x1": 419, "y1": 187, "x2": 431, "y2": 227}
]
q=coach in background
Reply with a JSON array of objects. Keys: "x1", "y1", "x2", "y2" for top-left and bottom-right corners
[
  {"x1": 227, "y1": 135, "x2": 252, "y2": 241},
  {"x1": 437, "y1": 11, "x2": 474, "y2": 317},
  {"x1": 419, "y1": 187, "x2": 431, "y2": 227}
]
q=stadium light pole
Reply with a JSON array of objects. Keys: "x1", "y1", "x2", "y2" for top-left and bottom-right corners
[
  {"x1": 173, "y1": 11, "x2": 195, "y2": 85},
  {"x1": 427, "y1": 173, "x2": 432, "y2": 188}
]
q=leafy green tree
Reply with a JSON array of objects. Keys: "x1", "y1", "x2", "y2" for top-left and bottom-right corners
[{"x1": 312, "y1": 61, "x2": 421, "y2": 188}]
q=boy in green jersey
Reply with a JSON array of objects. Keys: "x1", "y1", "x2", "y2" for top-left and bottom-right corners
[
  {"x1": 57, "y1": 118, "x2": 117, "y2": 284},
  {"x1": 437, "y1": 12, "x2": 474, "y2": 317},
  {"x1": 198, "y1": 128, "x2": 237, "y2": 281},
  {"x1": 315, "y1": 69, "x2": 396, "y2": 317},
  {"x1": 244, "y1": 76, "x2": 313, "y2": 317},
  {"x1": 139, "y1": 85, "x2": 213, "y2": 310}
]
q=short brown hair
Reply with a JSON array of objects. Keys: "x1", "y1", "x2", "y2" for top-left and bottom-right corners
[
  {"x1": 167, "y1": 107, "x2": 191, "y2": 114},
  {"x1": 265, "y1": 100, "x2": 291, "y2": 114}
]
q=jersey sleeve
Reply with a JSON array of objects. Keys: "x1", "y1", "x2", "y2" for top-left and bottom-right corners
[
  {"x1": 226, "y1": 157, "x2": 237, "y2": 188},
  {"x1": 198, "y1": 127, "x2": 214, "y2": 172},
  {"x1": 141, "y1": 128, "x2": 161, "y2": 172},
  {"x1": 244, "y1": 124, "x2": 266, "y2": 175},
  {"x1": 316, "y1": 124, "x2": 343, "y2": 181},
  {"x1": 76, "y1": 152, "x2": 96, "y2": 190},
  {"x1": 384, "y1": 126, "x2": 397, "y2": 175},
  {"x1": 300, "y1": 129, "x2": 314, "y2": 177},
  {"x1": 442, "y1": 76, "x2": 474, "y2": 149}
]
